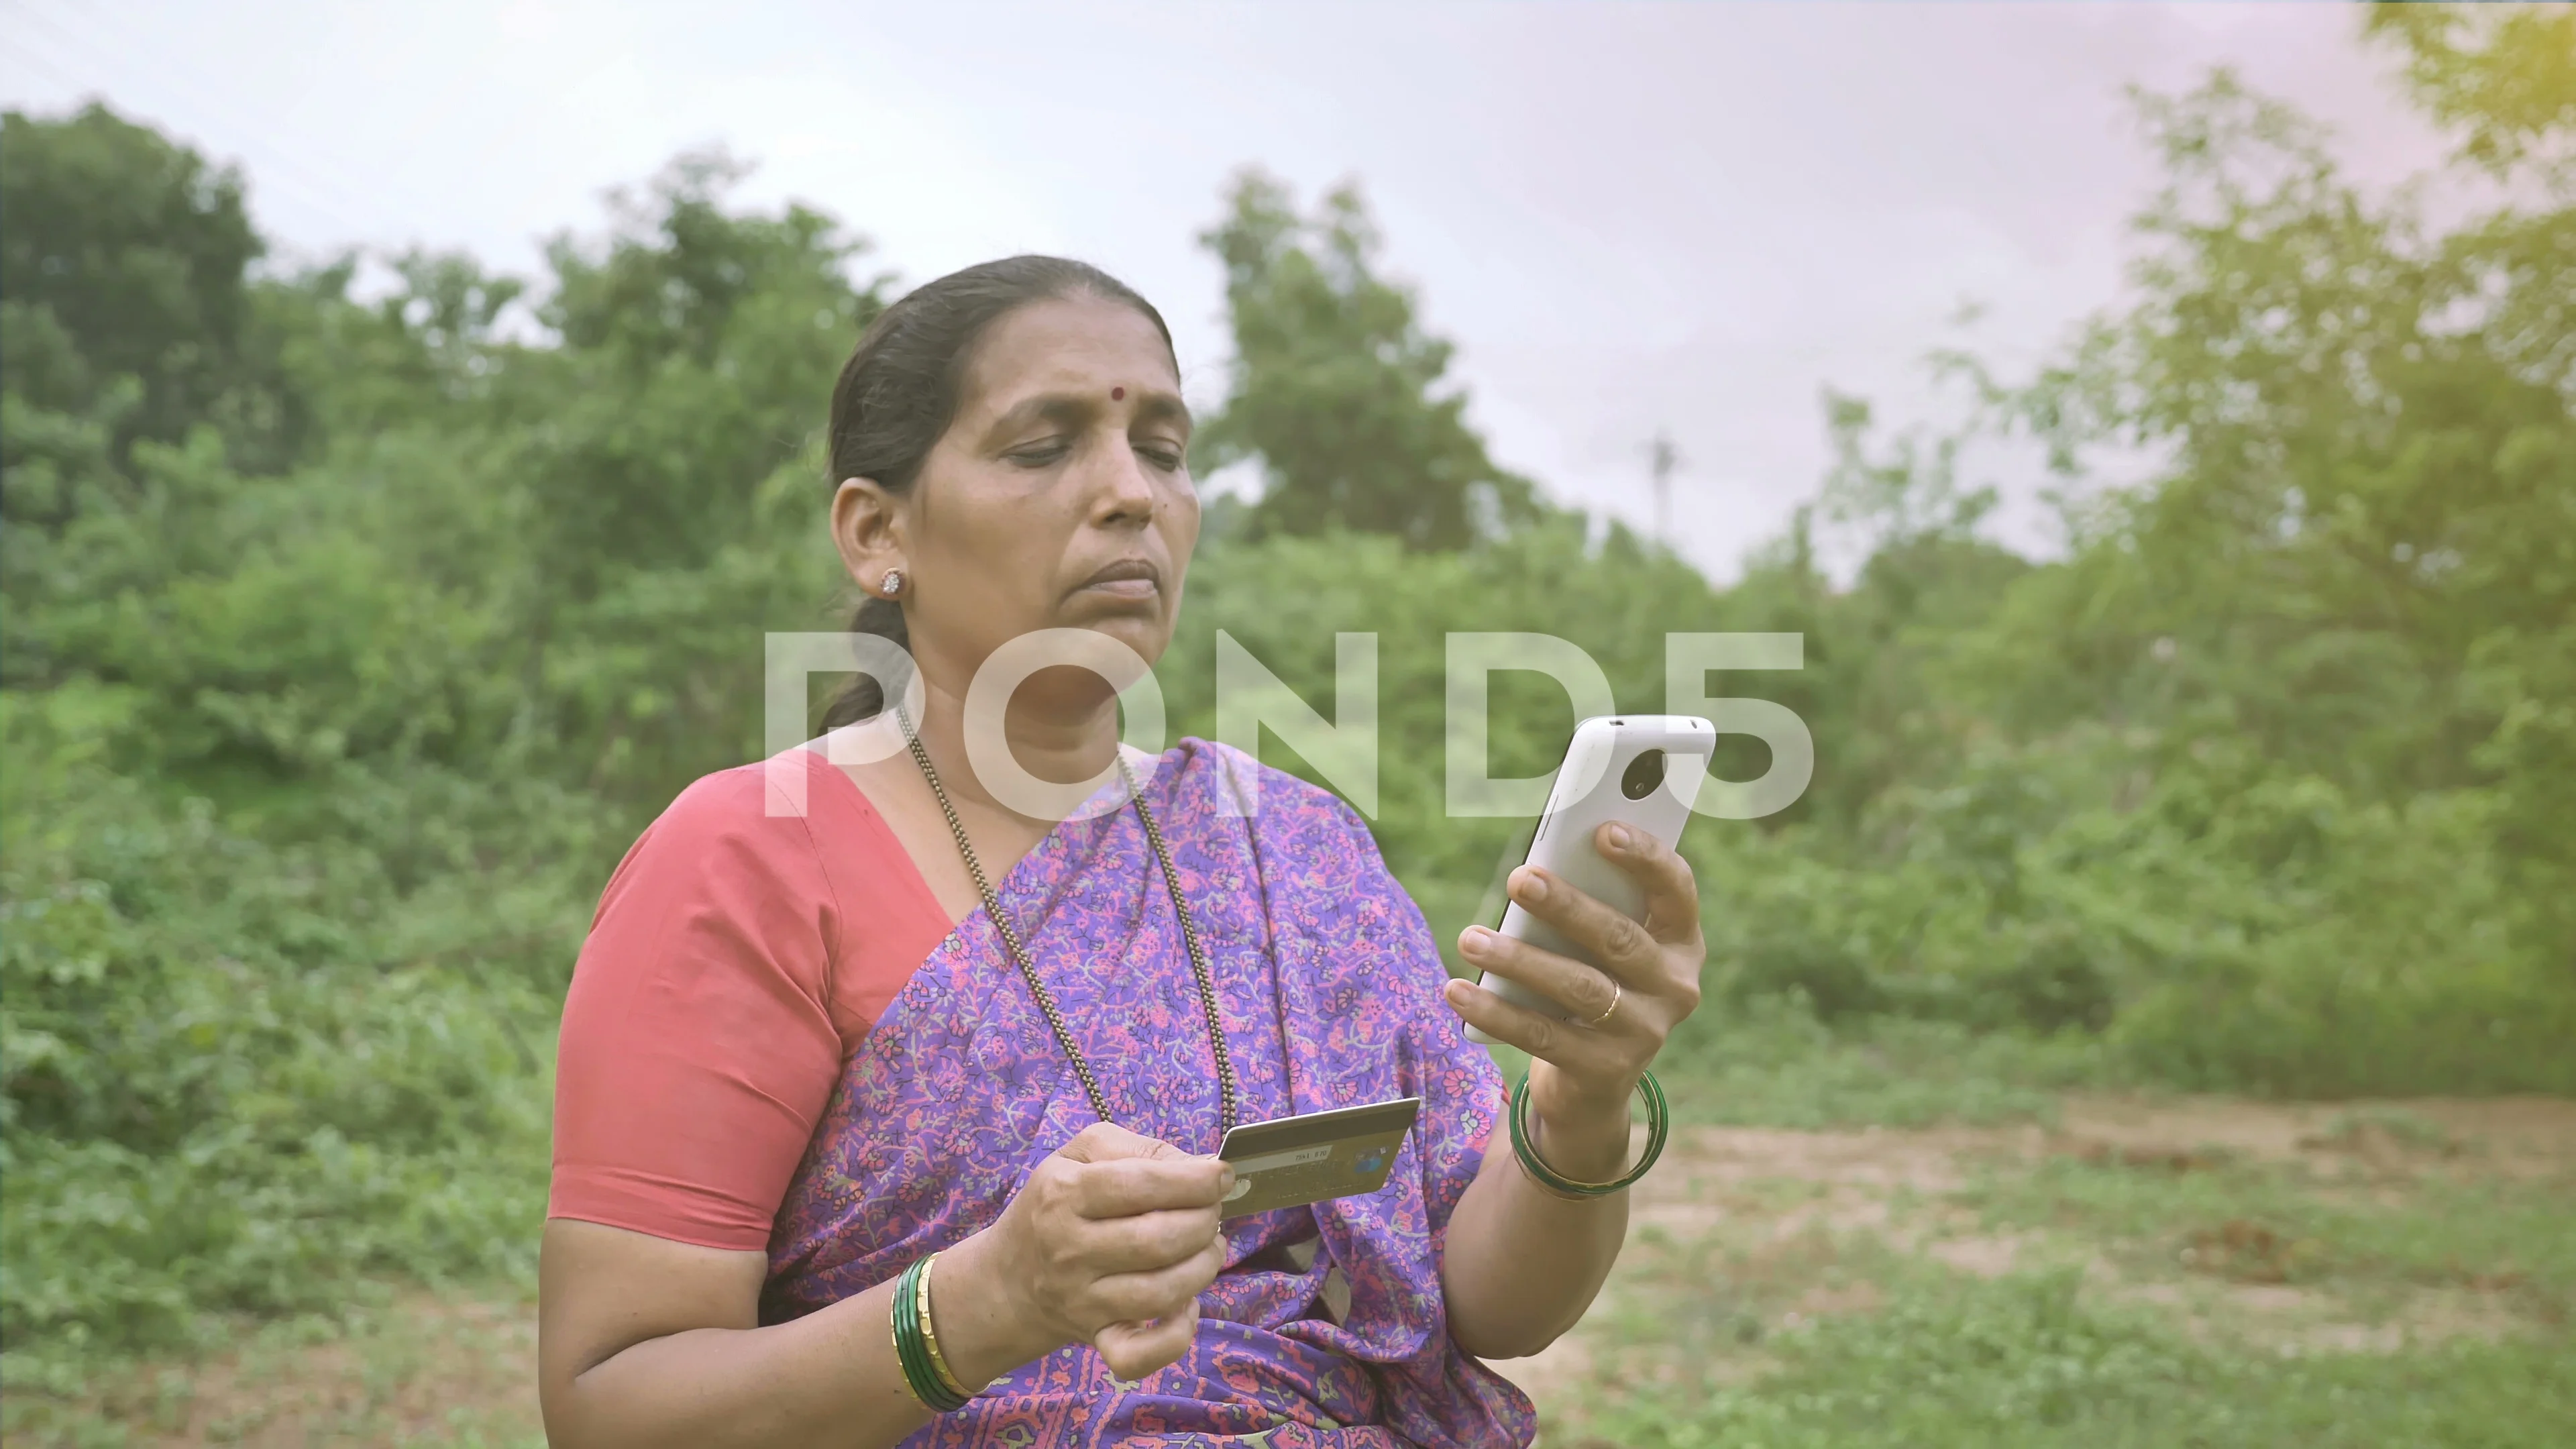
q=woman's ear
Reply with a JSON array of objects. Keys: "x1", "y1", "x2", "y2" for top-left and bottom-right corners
[{"x1": 831, "y1": 477, "x2": 907, "y2": 594}]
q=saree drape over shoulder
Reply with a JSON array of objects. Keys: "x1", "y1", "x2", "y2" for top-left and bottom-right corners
[{"x1": 761, "y1": 740, "x2": 1538, "y2": 1448}]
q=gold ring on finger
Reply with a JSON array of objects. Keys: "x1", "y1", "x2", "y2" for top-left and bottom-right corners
[{"x1": 1586, "y1": 982, "x2": 1622, "y2": 1029}]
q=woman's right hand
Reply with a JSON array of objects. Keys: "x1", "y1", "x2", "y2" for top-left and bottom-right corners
[{"x1": 943, "y1": 1122, "x2": 1234, "y2": 1383}]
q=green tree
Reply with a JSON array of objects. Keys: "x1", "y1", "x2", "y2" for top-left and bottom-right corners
[
  {"x1": 1194, "y1": 169, "x2": 1547, "y2": 549},
  {"x1": 1992, "y1": 50, "x2": 2574, "y2": 941},
  {"x1": 10, "y1": 7, "x2": 2576, "y2": 1364},
  {"x1": 0, "y1": 101, "x2": 278, "y2": 486},
  {"x1": 2365, "y1": 0, "x2": 2576, "y2": 176}
]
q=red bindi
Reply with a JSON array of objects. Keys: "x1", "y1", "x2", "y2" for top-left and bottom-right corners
[{"x1": 1111, "y1": 386, "x2": 1126, "y2": 401}]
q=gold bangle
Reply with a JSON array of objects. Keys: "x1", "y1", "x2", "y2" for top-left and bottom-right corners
[{"x1": 916, "y1": 1251, "x2": 973, "y2": 1401}]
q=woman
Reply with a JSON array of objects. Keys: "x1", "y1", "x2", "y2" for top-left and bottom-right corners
[{"x1": 537, "y1": 256, "x2": 1707, "y2": 1448}]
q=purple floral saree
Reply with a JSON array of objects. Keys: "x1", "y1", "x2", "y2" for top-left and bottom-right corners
[{"x1": 762, "y1": 739, "x2": 1538, "y2": 1447}]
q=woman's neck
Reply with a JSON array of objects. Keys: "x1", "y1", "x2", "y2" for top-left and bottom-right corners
[{"x1": 905, "y1": 676, "x2": 1122, "y2": 827}]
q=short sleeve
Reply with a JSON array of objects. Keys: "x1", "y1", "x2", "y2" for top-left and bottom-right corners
[{"x1": 547, "y1": 763, "x2": 849, "y2": 1252}]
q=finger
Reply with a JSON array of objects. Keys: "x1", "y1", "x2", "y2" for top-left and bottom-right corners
[
  {"x1": 1093, "y1": 1300, "x2": 1200, "y2": 1382},
  {"x1": 1456, "y1": 924, "x2": 1622, "y2": 1029},
  {"x1": 1082, "y1": 1235, "x2": 1226, "y2": 1323},
  {"x1": 1504, "y1": 864, "x2": 1666, "y2": 987},
  {"x1": 1071, "y1": 1155, "x2": 1234, "y2": 1219},
  {"x1": 1057, "y1": 1121, "x2": 1181, "y2": 1165},
  {"x1": 1066, "y1": 1204, "x2": 1224, "y2": 1275},
  {"x1": 1593, "y1": 821, "x2": 1701, "y2": 945},
  {"x1": 1441, "y1": 977, "x2": 1624, "y2": 1075}
]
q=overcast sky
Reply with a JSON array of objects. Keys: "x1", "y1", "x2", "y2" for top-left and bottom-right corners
[{"x1": 3, "y1": 1, "x2": 2445, "y2": 578}]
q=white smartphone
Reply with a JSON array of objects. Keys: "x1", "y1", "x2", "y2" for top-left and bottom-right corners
[{"x1": 1463, "y1": 715, "x2": 1715, "y2": 1046}]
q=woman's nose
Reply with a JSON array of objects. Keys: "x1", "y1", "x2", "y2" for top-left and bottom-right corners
[{"x1": 1085, "y1": 437, "x2": 1160, "y2": 525}]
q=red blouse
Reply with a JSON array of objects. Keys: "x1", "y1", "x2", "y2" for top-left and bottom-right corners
[{"x1": 547, "y1": 749, "x2": 953, "y2": 1252}]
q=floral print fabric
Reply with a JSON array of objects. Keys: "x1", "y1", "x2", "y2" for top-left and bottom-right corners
[{"x1": 763, "y1": 739, "x2": 1536, "y2": 1447}]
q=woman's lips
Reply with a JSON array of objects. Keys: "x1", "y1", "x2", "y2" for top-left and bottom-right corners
[{"x1": 1077, "y1": 561, "x2": 1161, "y2": 599}]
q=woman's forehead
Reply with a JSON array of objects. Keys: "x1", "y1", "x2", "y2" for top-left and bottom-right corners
[{"x1": 961, "y1": 296, "x2": 1179, "y2": 412}]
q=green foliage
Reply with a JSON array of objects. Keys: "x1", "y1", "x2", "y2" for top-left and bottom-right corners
[
  {"x1": 1489, "y1": 998, "x2": 2110, "y2": 1131},
  {"x1": 0, "y1": 103, "x2": 280, "y2": 480},
  {"x1": 1194, "y1": 168, "x2": 1549, "y2": 549},
  {"x1": 1, "y1": 119, "x2": 875, "y2": 1357},
  {"x1": 1162, "y1": 522, "x2": 1719, "y2": 893},
  {"x1": 1, "y1": 694, "x2": 561, "y2": 1352},
  {"x1": 2366, "y1": 1, "x2": 2576, "y2": 175},
  {"x1": 3, "y1": 3, "x2": 2571, "y2": 1364}
]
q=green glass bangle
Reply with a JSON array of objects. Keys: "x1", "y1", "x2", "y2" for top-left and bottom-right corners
[
  {"x1": 890, "y1": 1256, "x2": 971, "y2": 1413},
  {"x1": 890, "y1": 1263, "x2": 926, "y2": 1401},
  {"x1": 1507, "y1": 1067, "x2": 1670, "y2": 1197},
  {"x1": 893, "y1": 1258, "x2": 964, "y2": 1413}
]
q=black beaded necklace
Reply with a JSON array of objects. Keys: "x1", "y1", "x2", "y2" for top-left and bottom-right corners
[{"x1": 894, "y1": 703, "x2": 1242, "y2": 1138}]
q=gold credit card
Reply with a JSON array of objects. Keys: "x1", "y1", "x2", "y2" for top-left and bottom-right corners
[{"x1": 1216, "y1": 1096, "x2": 1421, "y2": 1220}]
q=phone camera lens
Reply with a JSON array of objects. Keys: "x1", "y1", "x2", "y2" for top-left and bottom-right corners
[{"x1": 1621, "y1": 749, "x2": 1667, "y2": 800}]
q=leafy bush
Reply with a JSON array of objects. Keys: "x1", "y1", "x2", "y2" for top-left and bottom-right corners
[
  {"x1": 3, "y1": 8, "x2": 2571, "y2": 1358},
  {"x1": 1, "y1": 694, "x2": 568, "y2": 1351}
]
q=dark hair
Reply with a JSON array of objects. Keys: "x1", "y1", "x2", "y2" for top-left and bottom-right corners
[{"x1": 818, "y1": 255, "x2": 1178, "y2": 728}]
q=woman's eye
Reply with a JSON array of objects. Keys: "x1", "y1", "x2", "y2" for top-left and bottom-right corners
[
  {"x1": 1136, "y1": 441, "x2": 1185, "y2": 472},
  {"x1": 1006, "y1": 441, "x2": 1070, "y2": 468}
]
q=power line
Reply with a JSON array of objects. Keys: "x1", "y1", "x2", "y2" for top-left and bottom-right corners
[
  {"x1": 9, "y1": 0, "x2": 383, "y2": 245},
  {"x1": 0, "y1": 7, "x2": 93, "y2": 101}
]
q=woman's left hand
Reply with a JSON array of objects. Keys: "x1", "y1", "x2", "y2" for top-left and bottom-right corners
[{"x1": 1442, "y1": 822, "x2": 1704, "y2": 1154}]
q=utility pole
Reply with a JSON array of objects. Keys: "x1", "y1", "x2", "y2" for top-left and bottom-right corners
[{"x1": 1648, "y1": 431, "x2": 1682, "y2": 548}]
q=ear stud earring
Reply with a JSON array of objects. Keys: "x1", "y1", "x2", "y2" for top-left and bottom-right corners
[{"x1": 879, "y1": 568, "x2": 906, "y2": 597}]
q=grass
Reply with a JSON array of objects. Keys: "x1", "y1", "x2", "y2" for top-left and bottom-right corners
[
  {"x1": 1487, "y1": 996, "x2": 2121, "y2": 1132},
  {"x1": 7, "y1": 1029, "x2": 2569, "y2": 1448},
  {"x1": 0, "y1": 1288, "x2": 544, "y2": 1448},
  {"x1": 1566, "y1": 1262, "x2": 2574, "y2": 1448},
  {"x1": 1654, "y1": 1003, "x2": 2116, "y2": 1130},
  {"x1": 1945, "y1": 1136, "x2": 2576, "y2": 1336},
  {"x1": 1541, "y1": 1085, "x2": 2576, "y2": 1447}
]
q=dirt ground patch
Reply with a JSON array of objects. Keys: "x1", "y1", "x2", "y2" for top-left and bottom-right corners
[
  {"x1": 12, "y1": 1292, "x2": 543, "y2": 1448},
  {"x1": 1496, "y1": 1093, "x2": 2576, "y2": 1424},
  {"x1": 2055, "y1": 1093, "x2": 2576, "y2": 1178},
  {"x1": 17, "y1": 1095, "x2": 2571, "y2": 1446}
]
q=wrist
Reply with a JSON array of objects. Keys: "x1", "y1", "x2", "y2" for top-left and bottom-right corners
[
  {"x1": 1523, "y1": 1065, "x2": 1635, "y2": 1183},
  {"x1": 924, "y1": 1230, "x2": 1063, "y2": 1389}
]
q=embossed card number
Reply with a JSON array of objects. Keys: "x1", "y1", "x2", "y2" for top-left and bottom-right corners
[{"x1": 1214, "y1": 1096, "x2": 1422, "y2": 1220}]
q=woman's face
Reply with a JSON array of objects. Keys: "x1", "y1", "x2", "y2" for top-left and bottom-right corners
[{"x1": 843, "y1": 294, "x2": 1199, "y2": 713}]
